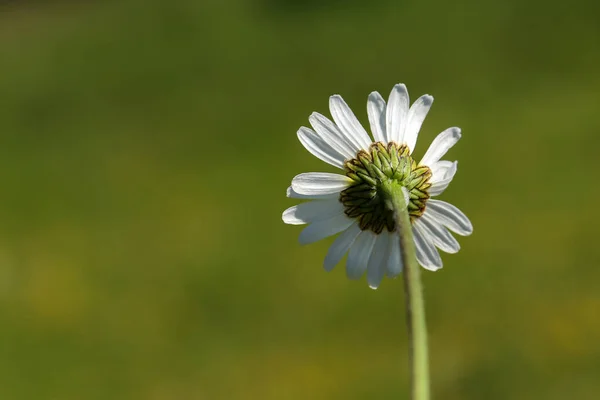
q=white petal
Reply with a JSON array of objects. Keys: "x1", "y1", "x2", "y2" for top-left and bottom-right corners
[
  {"x1": 404, "y1": 95, "x2": 433, "y2": 154},
  {"x1": 299, "y1": 214, "x2": 354, "y2": 245},
  {"x1": 429, "y1": 161, "x2": 457, "y2": 196},
  {"x1": 425, "y1": 199, "x2": 473, "y2": 236},
  {"x1": 291, "y1": 172, "x2": 350, "y2": 196},
  {"x1": 329, "y1": 95, "x2": 372, "y2": 151},
  {"x1": 413, "y1": 223, "x2": 443, "y2": 271},
  {"x1": 420, "y1": 127, "x2": 461, "y2": 166},
  {"x1": 367, "y1": 232, "x2": 390, "y2": 289},
  {"x1": 297, "y1": 127, "x2": 345, "y2": 168},
  {"x1": 309, "y1": 112, "x2": 357, "y2": 159},
  {"x1": 386, "y1": 84, "x2": 409, "y2": 144},
  {"x1": 367, "y1": 91, "x2": 387, "y2": 143},
  {"x1": 286, "y1": 186, "x2": 340, "y2": 200},
  {"x1": 282, "y1": 199, "x2": 344, "y2": 225},
  {"x1": 386, "y1": 231, "x2": 403, "y2": 277},
  {"x1": 429, "y1": 160, "x2": 454, "y2": 184},
  {"x1": 323, "y1": 222, "x2": 361, "y2": 272},
  {"x1": 419, "y1": 214, "x2": 460, "y2": 254},
  {"x1": 346, "y1": 230, "x2": 376, "y2": 279}
]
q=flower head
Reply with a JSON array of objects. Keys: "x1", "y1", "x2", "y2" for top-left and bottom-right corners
[{"x1": 282, "y1": 84, "x2": 473, "y2": 289}]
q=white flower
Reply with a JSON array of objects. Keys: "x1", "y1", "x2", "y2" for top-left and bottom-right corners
[{"x1": 282, "y1": 84, "x2": 473, "y2": 289}]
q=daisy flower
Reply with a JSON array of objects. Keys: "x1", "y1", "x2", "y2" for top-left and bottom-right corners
[{"x1": 282, "y1": 84, "x2": 473, "y2": 289}]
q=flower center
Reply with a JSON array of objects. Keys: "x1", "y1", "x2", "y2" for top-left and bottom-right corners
[{"x1": 340, "y1": 142, "x2": 432, "y2": 234}]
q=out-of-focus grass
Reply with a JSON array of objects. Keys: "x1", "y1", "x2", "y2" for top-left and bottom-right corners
[{"x1": 0, "y1": 0, "x2": 599, "y2": 399}]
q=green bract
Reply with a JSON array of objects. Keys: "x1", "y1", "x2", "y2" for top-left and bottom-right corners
[{"x1": 340, "y1": 142, "x2": 432, "y2": 234}]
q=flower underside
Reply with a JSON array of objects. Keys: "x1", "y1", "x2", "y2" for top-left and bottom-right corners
[{"x1": 340, "y1": 142, "x2": 432, "y2": 234}]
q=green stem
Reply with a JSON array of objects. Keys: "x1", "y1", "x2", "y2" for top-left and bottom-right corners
[{"x1": 381, "y1": 181, "x2": 430, "y2": 400}]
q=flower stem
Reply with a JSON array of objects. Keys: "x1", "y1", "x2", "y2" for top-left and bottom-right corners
[{"x1": 381, "y1": 181, "x2": 430, "y2": 400}]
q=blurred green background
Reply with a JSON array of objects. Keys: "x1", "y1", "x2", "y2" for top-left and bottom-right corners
[{"x1": 0, "y1": 0, "x2": 599, "y2": 399}]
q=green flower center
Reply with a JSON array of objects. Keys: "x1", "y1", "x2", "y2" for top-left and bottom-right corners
[{"x1": 340, "y1": 142, "x2": 432, "y2": 234}]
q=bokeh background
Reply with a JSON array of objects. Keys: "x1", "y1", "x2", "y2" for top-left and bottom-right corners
[{"x1": 0, "y1": 0, "x2": 599, "y2": 399}]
